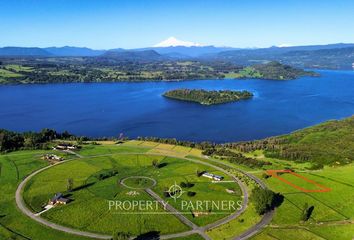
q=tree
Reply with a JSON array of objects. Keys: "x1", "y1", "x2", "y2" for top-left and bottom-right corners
[
  {"x1": 301, "y1": 203, "x2": 314, "y2": 221},
  {"x1": 187, "y1": 191, "x2": 196, "y2": 197},
  {"x1": 262, "y1": 173, "x2": 270, "y2": 179},
  {"x1": 67, "y1": 178, "x2": 74, "y2": 192},
  {"x1": 112, "y1": 231, "x2": 131, "y2": 240},
  {"x1": 152, "y1": 159, "x2": 159, "y2": 168},
  {"x1": 251, "y1": 187, "x2": 284, "y2": 215}
]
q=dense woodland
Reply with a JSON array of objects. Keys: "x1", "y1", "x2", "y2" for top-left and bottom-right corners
[
  {"x1": 227, "y1": 115, "x2": 354, "y2": 166},
  {"x1": 0, "y1": 129, "x2": 84, "y2": 152},
  {"x1": 215, "y1": 44, "x2": 354, "y2": 70},
  {"x1": 163, "y1": 89, "x2": 253, "y2": 105},
  {"x1": 0, "y1": 57, "x2": 316, "y2": 84}
]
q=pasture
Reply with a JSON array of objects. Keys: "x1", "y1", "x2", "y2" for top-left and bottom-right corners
[
  {"x1": 250, "y1": 164, "x2": 354, "y2": 240},
  {"x1": 23, "y1": 149, "x2": 243, "y2": 235},
  {"x1": 0, "y1": 141, "x2": 352, "y2": 240}
]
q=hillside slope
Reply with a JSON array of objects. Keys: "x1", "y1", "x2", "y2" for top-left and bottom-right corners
[{"x1": 231, "y1": 116, "x2": 354, "y2": 165}]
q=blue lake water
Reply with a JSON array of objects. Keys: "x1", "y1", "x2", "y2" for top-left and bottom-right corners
[{"x1": 0, "y1": 69, "x2": 353, "y2": 142}]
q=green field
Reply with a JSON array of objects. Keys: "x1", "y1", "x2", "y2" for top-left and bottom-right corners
[
  {"x1": 0, "y1": 150, "x2": 92, "y2": 240},
  {"x1": 0, "y1": 139, "x2": 353, "y2": 240},
  {"x1": 249, "y1": 164, "x2": 354, "y2": 240},
  {"x1": 22, "y1": 144, "x2": 243, "y2": 236}
]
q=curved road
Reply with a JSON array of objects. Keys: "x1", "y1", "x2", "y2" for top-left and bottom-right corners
[
  {"x1": 15, "y1": 150, "x2": 273, "y2": 240},
  {"x1": 15, "y1": 160, "x2": 111, "y2": 239}
]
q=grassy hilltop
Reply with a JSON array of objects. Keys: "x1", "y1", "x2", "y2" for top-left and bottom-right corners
[{"x1": 229, "y1": 115, "x2": 354, "y2": 166}]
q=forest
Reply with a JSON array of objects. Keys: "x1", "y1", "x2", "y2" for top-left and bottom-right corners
[
  {"x1": 163, "y1": 89, "x2": 253, "y2": 105},
  {"x1": 226, "y1": 115, "x2": 354, "y2": 166}
]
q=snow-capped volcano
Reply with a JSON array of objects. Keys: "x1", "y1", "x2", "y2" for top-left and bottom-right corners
[{"x1": 154, "y1": 37, "x2": 204, "y2": 47}]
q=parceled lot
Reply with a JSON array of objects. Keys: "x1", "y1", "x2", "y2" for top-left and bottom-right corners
[
  {"x1": 251, "y1": 163, "x2": 354, "y2": 240},
  {"x1": 23, "y1": 152, "x2": 242, "y2": 235},
  {"x1": 0, "y1": 141, "x2": 353, "y2": 240}
]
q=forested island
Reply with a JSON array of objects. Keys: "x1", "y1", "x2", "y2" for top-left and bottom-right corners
[
  {"x1": 0, "y1": 56, "x2": 317, "y2": 84},
  {"x1": 163, "y1": 89, "x2": 253, "y2": 105}
]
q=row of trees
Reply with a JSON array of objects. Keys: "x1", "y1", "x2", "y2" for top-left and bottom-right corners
[
  {"x1": 0, "y1": 128, "x2": 81, "y2": 153},
  {"x1": 137, "y1": 136, "x2": 216, "y2": 150}
]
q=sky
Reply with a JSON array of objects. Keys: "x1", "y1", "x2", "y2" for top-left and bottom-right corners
[{"x1": 1, "y1": 0, "x2": 354, "y2": 49}]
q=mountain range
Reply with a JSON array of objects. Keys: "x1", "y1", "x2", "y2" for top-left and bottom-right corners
[{"x1": 1, "y1": 37, "x2": 354, "y2": 69}]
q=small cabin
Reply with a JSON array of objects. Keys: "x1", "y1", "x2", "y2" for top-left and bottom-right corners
[
  {"x1": 202, "y1": 172, "x2": 224, "y2": 181},
  {"x1": 42, "y1": 154, "x2": 63, "y2": 161},
  {"x1": 56, "y1": 198, "x2": 70, "y2": 205},
  {"x1": 49, "y1": 193, "x2": 70, "y2": 205},
  {"x1": 226, "y1": 188, "x2": 236, "y2": 194},
  {"x1": 54, "y1": 143, "x2": 78, "y2": 150}
]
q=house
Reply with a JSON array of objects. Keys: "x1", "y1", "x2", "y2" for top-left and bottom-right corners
[
  {"x1": 42, "y1": 154, "x2": 63, "y2": 161},
  {"x1": 56, "y1": 198, "x2": 70, "y2": 204},
  {"x1": 49, "y1": 193, "x2": 70, "y2": 205},
  {"x1": 53, "y1": 143, "x2": 78, "y2": 150},
  {"x1": 226, "y1": 188, "x2": 236, "y2": 194},
  {"x1": 202, "y1": 172, "x2": 224, "y2": 181}
]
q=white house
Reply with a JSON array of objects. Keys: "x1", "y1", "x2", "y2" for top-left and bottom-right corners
[{"x1": 202, "y1": 172, "x2": 224, "y2": 181}]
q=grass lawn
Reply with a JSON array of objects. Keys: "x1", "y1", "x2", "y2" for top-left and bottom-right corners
[
  {"x1": 79, "y1": 144, "x2": 150, "y2": 156},
  {"x1": 170, "y1": 234, "x2": 205, "y2": 240},
  {"x1": 206, "y1": 204, "x2": 261, "y2": 240},
  {"x1": 309, "y1": 224, "x2": 354, "y2": 240},
  {"x1": 23, "y1": 150, "x2": 243, "y2": 235},
  {"x1": 0, "y1": 68, "x2": 23, "y2": 78},
  {"x1": 0, "y1": 151, "x2": 92, "y2": 240},
  {"x1": 0, "y1": 142, "x2": 352, "y2": 240},
  {"x1": 251, "y1": 164, "x2": 354, "y2": 240},
  {"x1": 252, "y1": 228, "x2": 325, "y2": 240},
  {"x1": 4, "y1": 64, "x2": 34, "y2": 72}
]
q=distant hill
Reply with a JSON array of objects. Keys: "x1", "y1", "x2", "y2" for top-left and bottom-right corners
[
  {"x1": 281, "y1": 47, "x2": 354, "y2": 69},
  {"x1": 0, "y1": 47, "x2": 51, "y2": 57},
  {"x1": 1, "y1": 43, "x2": 354, "y2": 69},
  {"x1": 45, "y1": 46, "x2": 105, "y2": 56},
  {"x1": 144, "y1": 46, "x2": 235, "y2": 58},
  {"x1": 225, "y1": 61, "x2": 318, "y2": 80},
  {"x1": 251, "y1": 61, "x2": 318, "y2": 80},
  {"x1": 214, "y1": 43, "x2": 354, "y2": 69},
  {"x1": 100, "y1": 50, "x2": 163, "y2": 61},
  {"x1": 217, "y1": 43, "x2": 354, "y2": 58}
]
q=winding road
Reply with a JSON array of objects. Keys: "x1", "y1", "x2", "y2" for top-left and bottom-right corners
[{"x1": 15, "y1": 149, "x2": 273, "y2": 240}]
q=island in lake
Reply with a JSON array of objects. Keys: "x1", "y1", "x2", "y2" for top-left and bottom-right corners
[{"x1": 163, "y1": 89, "x2": 253, "y2": 105}]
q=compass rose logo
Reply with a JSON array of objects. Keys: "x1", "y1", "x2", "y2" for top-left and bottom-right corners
[{"x1": 167, "y1": 181, "x2": 184, "y2": 202}]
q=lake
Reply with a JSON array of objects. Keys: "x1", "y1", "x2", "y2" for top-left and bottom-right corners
[{"x1": 0, "y1": 69, "x2": 353, "y2": 142}]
